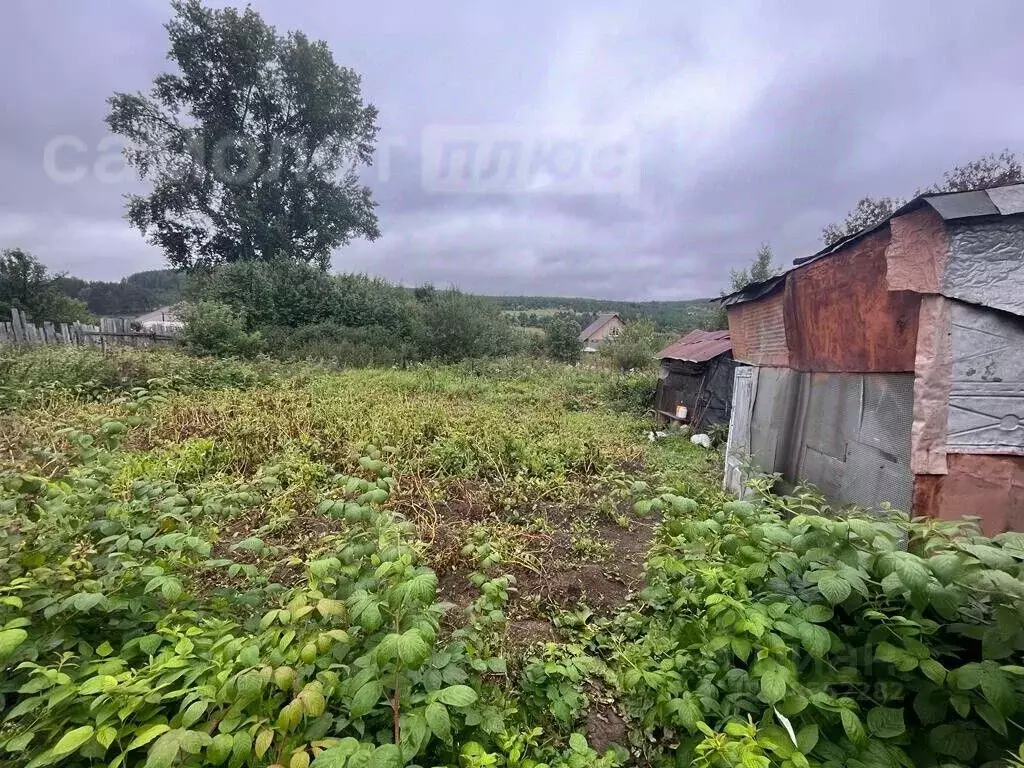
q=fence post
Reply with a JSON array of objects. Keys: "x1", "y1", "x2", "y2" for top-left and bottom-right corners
[{"x1": 11, "y1": 308, "x2": 26, "y2": 345}]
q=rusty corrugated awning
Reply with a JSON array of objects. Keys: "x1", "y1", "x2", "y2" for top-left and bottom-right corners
[
  {"x1": 657, "y1": 329, "x2": 732, "y2": 362},
  {"x1": 717, "y1": 273, "x2": 788, "y2": 307}
]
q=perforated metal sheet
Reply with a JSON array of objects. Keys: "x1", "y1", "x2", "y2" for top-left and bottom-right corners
[
  {"x1": 840, "y1": 441, "x2": 913, "y2": 512},
  {"x1": 859, "y1": 375, "x2": 915, "y2": 463}
]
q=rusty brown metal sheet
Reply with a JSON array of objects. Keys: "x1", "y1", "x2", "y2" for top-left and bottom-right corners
[
  {"x1": 657, "y1": 329, "x2": 731, "y2": 363},
  {"x1": 727, "y1": 292, "x2": 789, "y2": 367},
  {"x1": 886, "y1": 207, "x2": 948, "y2": 294},
  {"x1": 784, "y1": 230, "x2": 921, "y2": 373},
  {"x1": 914, "y1": 454, "x2": 1024, "y2": 535}
]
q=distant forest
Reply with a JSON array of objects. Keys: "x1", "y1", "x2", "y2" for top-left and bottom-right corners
[
  {"x1": 40, "y1": 268, "x2": 715, "y2": 333},
  {"x1": 487, "y1": 295, "x2": 716, "y2": 332},
  {"x1": 53, "y1": 269, "x2": 186, "y2": 317}
]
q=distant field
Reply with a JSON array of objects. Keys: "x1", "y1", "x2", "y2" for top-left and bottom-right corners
[
  {"x1": 502, "y1": 308, "x2": 564, "y2": 317},
  {"x1": 489, "y1": 294, "x2": 718, "y2": 332}
]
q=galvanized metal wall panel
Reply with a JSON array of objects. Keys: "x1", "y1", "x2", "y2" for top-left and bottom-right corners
[
  {"x1": 800, "y1": 374, "x2": 860, "y2": 462},
  {"x1": 749, "y1": 367, "x2": 800, "y2": 475},
  {"x1": 944, "y1": 219, "x2": 1024, "y2": 317},
  {"x1": 790, "y1": 372, "x2": 915, "y2": 512},
  {"x1": 724, "y1": 366, "x2": 757, "y2": 494},
  {"x1": 725, "y1": 368, "x2": 915, "y2": 512},
  {"x1": 946, "y1": 301, "x2": 1024, "y2": 454}
]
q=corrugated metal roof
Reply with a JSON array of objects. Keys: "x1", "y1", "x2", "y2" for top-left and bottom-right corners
[
  {"x1": 794, "y1": 182, "x2": 1024, "y2": 267},
  {"x1": 657, "y1": 329, "x2": 732, "y2": 362},
  {"x1": 718, "y1": 273, "x2": 788, "y2": 307},
  {"x1": 720, "y1": 182, "x2": 1024, "y2": 309},
  {"x1": 578, "y1": 312, "x2": 621, "y2": 341}
]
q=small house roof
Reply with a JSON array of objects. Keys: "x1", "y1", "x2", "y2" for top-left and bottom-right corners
[
  {"x1": 578, "y1": 312, "x2": 622, "y2": 341},
  {"x1": 135, "y1": 305, "x2": 182, "y2": 324},
  {"x1": 657, "y1": 329, "x2": 731, "y2": 362}
]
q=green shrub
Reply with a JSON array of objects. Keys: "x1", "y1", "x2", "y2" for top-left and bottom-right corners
[
  {"x1": 590, "y1": 482, "x2": 1024, "y2": 766},
  {"x1": 415, "y1": 288, "x2": 516, "y2": 363},
  {"x1": 543, "y1": 313, "x2": 582, "y2": 364},
  {"x1": 180, "y1": 301, "x2": 261, "y2": 358},
  {"x1": 261, "y1": 322, "x2": 415, "y2": 368},
  {"x1": 599, "y1": 319, "x2": 657, "y2": 372},
  {"x1": 601, "y1": 372, "x2": 657, "y2": 414}
]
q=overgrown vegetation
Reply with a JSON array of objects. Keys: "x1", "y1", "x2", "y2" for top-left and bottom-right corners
[
  {"x1": 0, "y1": 348, "x2": 1021, "y2": 768},
  {"x1": 0, "y1": 248, "x2": 93, "y2": 324},
  {"x1": 599, "y1": 320, "x2": 658, "y2": 372},
  {"x1": 179, "y1": 262, "x2": 521, "y2": 364}
]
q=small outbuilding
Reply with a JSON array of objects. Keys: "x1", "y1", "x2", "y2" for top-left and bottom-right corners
[
  {"x1": 654, "y1": 329, "x2": 735, "y2": 430},
  {"x1": 579, "y1": 312, "x2": 625, "y2": 352},
  {"x1": 721, "y1": 183, "x2": 1024, "y2": 533},
  {"x1": 135, "y1": 305, "x2": 183, "y2": 332}
]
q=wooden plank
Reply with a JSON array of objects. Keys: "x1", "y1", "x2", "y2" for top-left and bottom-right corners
[{"x1": 11, "y1": 308, "x2": 25, "y2": 344}]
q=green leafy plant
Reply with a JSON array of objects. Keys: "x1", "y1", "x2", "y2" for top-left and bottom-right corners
[
  {"x1": 180, "y1": 301, "x2": 262, "y2": 358},
  {"x1": 579, "y1": 483, "x2": 1024, "y2": 766}
]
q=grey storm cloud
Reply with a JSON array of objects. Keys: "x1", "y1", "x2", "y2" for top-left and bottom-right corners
[{"x1": 2, "y1": 0, "x2": 1024, "y2": 299}]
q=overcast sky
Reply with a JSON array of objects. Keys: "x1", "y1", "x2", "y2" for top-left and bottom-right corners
[{"x1": 2, "y1": 1, "x2": 1023, "y2": 300}]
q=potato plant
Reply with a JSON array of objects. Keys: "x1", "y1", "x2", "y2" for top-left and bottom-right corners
[{"x1": 0, "y1": 356, "x2": 637, "y2": 768}]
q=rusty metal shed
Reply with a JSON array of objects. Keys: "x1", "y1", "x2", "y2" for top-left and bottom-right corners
[
  {"x1": 654, "y1": 329, "x2": 735, "y2": 430},
  {"x1": 722, "y1": 183, "x2": 1024, "y2": 533}
]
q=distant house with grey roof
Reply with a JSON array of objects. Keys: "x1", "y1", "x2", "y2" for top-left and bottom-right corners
[{"x1": 578, "y1": 312, "x2": 625, "y2": 352}]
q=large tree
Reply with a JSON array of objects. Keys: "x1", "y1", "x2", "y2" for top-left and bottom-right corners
[
  {"x1": 822, "y1": 150, "x2": 1024, "y2": 246},
  {"x1": 107, "y1": 0, "x2": 380, "y2": 271}
]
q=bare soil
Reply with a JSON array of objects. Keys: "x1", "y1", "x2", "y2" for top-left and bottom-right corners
[{"x1": 395, "y1": 485, "x2": 661, "y2": 648}]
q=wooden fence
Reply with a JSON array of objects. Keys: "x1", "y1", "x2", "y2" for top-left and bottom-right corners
[{"x1": 0, "y1": 308, "x2": 178, "y2": 349}]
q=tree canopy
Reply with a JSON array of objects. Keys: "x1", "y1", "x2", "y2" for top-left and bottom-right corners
[
  {"x1": 728, "y1": 242, "x2": 780, "y2": 293},
  {"x1": 106, "y1": 0, "x2": 379, "y2": 271},
  {"x1": 822, "y1": 150, "x2": 1024, "y2": 246},
  {"x1": 0, "y1": 248, "x2": 93, "y2": 323},
  {"x1": 543, "y1": 313, "x2": 583, "y2": 364}
]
